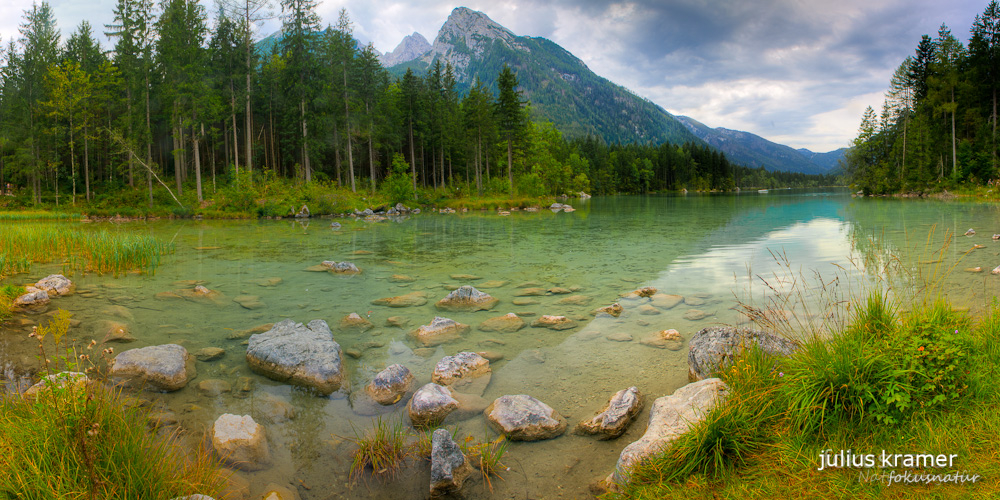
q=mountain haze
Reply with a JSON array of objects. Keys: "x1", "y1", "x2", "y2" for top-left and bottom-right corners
[
  {"x1": 676, "y1": 116, "x2": 843, "y2": 174},
  {"x1": 385, "y1": 7, "x2": 702, "y2": 147}
]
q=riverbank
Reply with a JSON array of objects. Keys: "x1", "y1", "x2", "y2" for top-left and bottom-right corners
[
  {"x1": 0, "y1": 177, "x2": 566, "y2": 220},
  {"x1": 606, "y1": 296, "x2": 1000, "y2": 499}
]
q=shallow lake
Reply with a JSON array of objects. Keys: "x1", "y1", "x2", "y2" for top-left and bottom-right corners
[{"x1": 2, "y1": 189, "x2": 998, "y2": 498}]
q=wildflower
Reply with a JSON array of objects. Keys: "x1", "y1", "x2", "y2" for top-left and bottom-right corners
[
  {"x1": 779, "y1": 372, "x2": 784, "y2": 377},
  {"x1": 918, "y1": 346, "x2": 925, "y2": 351}
]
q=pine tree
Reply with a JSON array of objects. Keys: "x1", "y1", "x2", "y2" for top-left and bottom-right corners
[{"x1": 496, "y1": 64, "x2": 527, "y2": 195}]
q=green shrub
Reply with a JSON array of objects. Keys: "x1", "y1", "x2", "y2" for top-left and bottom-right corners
[
  {"x1": 627, "y1": 345, "x2": 784, "y2": 485},
  {"x1": 516, "y1": 172, "x2": 546, "y2": 197},
  {"x1": 895, "y1": 301, "x2": 971, "y2": 410}
]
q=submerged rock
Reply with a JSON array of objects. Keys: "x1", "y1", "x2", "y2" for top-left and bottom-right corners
[
  {"x1": 435, "y1": 286, "x2": 498, "y2": 312},
  {"x1": 339, "y1": 312, "x2": 374, "y2": 332},
  {"x1": 430, "y1": 428, "x2": 473, "y2": 497},
  {"x1": 530, "y1": 315, "x2": 577, "y2": 331},
  {"x1": 556, "y1": 294, "x2": 592, "y2": 306},
  {"x1": 413, "y1": 317, "x2": 470, "y2": 346},
  {"x1": 14, "y1": 287, "x2": 49, "y2": 308},
  {"x1": 35, "y1": 274, "x2": 73, "y2": 296},
  {"x1": 212, "y1": 413, "x2": 271, "y2": 471},
  {"x1": 99, "y1": 320, "x2": 136, "y2": 343},
  {"x1": 431, "y1": 352, "x2": 491, "y2": 387},
  {"x1": 321, "y1": 260, "x2": 361, "y2": 274},
  {"x1": 194, "y1": 347, "x2": 226, "y2": 362},
  {"x1": 478, "y1": 313, "x2": 526, "y2": 333},
  {"x1": 593, "y1": 303, "x2": 624, "y2": 317},
  {"x1": 610, "y1": 378, "x2": 728, "y2": 484},
  {"x1": 408, "y1": 383, "x2": 460, "y2": 427},
  {"x1": 640, "y1": 329, "x2": 684, "y2": 350},
  {"x1": 622, "y1": 287, "x2": 657, "y2": 300},
  {"x1": 650, "y1": 293, "x2": 683, "y2": 309},
  {"x1": 688, "y1": 326, "x2": 798, "y2": 381},
  {"x1": 110, "y1": 344, "x2": 195, "y2": 392},
  {"x1": 576, "y1": 386, "x2": 643, "y2": 439},
  {"x1": 485, "y1": 394, "x2": 567, "y2": 441},
  {"x1": 366, "y1": 364, "x2": 414, "y2": 405},
  {"x1": 682, "y1": 309, "x2": 714, "y2": 321},
  {"x1": 371, "y1": 291, "x2": 428, "y2": 308},
  {"x1": 245, "y1": 319, "x2": 345, "y2": 395}
]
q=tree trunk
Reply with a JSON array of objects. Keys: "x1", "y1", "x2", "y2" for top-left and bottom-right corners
[
  {"x1": 232, "y1": 93, "x2": 239, "y2": 178},
  {"x1": 507, "y1": 137, "x2": 513, "y2": 195},
  {"x1": 301, "y1": 99, "x2": 311, "y2": 182},
  {"x1": 194, "y1": 123, "x2": 203, "y2": 202},
  {"x1": 333, "y1": 124, "x2": 342, "y2": 185},
  {"x1": 84, "y1": 121, "x2": 90, "y2": 201},
  {"x1": 127, "y1": 91, "x2": 134, "y2": 187},
  {"x1": 70, "y1": 113, "x2": 76, "y2": 205},
  {"x1": 408, "y1": 117, "x2": 417, "y2": 196},
  {"x1": 146, "y1": 74, "x2": 153, "y2": 207},
  {"x1": 344, "y1": 67, "x2": 355, "y2": 193}
]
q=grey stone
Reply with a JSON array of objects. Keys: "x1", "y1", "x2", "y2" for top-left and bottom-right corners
[
  {"x1": 485, "y1": 394, "x2": 567, "y2": 441},
  {"x1": 435, "y1": 285, "x2": 498, "y2": 312},
  {"x1": 688, "y1": 326, "x2": 798, "y2": 381},
  {"x1": 576, "y1": 387, "x2": 643, "y2": 439},
  {"x1": 430, "y1": 428, "x2": 472, "y2": 497},
  {"x1": 14, "y1": 287, "x2": 49, "y2": 308},
  {"x1": 321, "y1": 260, "x2": 361, "y2": 274},
  {"x1": 212, "y1": 414, "x2": 271, "y2": 471},
  {"x1": 431, "y1": 352, "x2": 490, "y2": 386},
  {"x1": 35, "y1": 274, "x2": 73, "y2": 295},
  {"x1": 408, "y1": 383, "x2": 459, "y2": 427},
  {"x1": 366, "y1": 364, "x2": 414, "y2": 405},
  {"x1": 610, "y1": 378, "x2": 728, "y2": 484},
  {"x1": 413, "y1": 317, "x2": 470, "y2": 347},
  {"x1": 245, "y1": 319, "x2": 345, "y2": 395},
  {"x1": 110, "y1": 344, "x2": 195, "y2": 392}
]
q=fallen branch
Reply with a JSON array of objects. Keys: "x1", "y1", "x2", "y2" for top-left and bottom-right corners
[{"x1": 106, "y1": 128, "x2": 186, "y2": 209}]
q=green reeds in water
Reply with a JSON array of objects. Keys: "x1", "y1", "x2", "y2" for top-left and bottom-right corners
[
  {"x1": 0, "y1": 224, "x2": 172, "y2": 277},
  {"x1": 0, "y1": 211, "x2": 82, "y2": 221}
]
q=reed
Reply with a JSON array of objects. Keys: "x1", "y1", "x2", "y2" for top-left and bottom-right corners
[
  {"x1": 0, "y1": 224, "x2": 172, "y2": 277},
  {"x1": 0, "y1": 211, "x2": 82, "y2": 221},
  {"x1": 347, "y1": 417, "x2": 411, "y2": 484}
]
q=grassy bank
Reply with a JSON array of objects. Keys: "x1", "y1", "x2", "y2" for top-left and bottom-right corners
[
  {"x1": 0, "y1": 313, "x2": 228, "y2": 499},
  {"x1": 609, "y1": 296, "x2": 1000, "y2": 499},
  {"x1": 0, "y1": 225, "x2": 173, "y2": 278},
  {"x1": 0, "y1": 171, "x2": 559, "y2": 220}
]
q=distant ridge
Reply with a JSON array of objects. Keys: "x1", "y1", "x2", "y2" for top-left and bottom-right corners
[{"x1": 385, "y1": 7, "x2": 701, "y2": 147}]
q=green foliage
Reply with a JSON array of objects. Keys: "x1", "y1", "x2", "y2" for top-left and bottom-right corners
[
  {"x1": 380, "y1": 153, "x2": 414, "y2": 204},
  {"x1": 0, "y1": 224, "x2": 171, "y2": 276},
  {"x1": 627, "y1": 345, "x2": 784, "y2": 486},
  {"x1": 0, "y1": 382, "x2": 228, "y2": 498},
  {"x1": 0, "y1": 284, "x2": 26, "y2": 321},
  {"x1": 895, "y1": 301, "x2": 971, "y2": 409},
  {"x1": 347, "y1": 416, "x2": 410, "y2": 484},
  {"x1": 515, "y1": 172, "x2": 545, "y2": 197}
]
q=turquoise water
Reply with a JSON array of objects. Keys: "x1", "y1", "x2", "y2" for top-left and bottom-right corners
[{"x1": 2, "y1": 189, "x2": 997, "y2": 498}]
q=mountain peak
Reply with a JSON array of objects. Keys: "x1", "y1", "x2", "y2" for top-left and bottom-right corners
[
  {"x1": 440, "y1": 7, "x2": 514, "y2": 42},
  {"x1": 420, "y1": 6, "x2": 524, "y2": 73},
  {"x1": 379, "y1": 32, "x2": 431, "y2": 66}
]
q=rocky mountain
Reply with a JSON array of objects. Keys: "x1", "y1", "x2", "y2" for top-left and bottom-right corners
[
  {"x1": 676, "y1": 116, "x2": 843, "y2": 174},
  {"x1": 379, "y1": 32, "x2": 432, "y2": 67},
  {"x1": 386, "y1": 7, "x2": 701, "y2": 147},
  {"x1": 798, "y1": 148, "x2": 847, "y2": 172}
]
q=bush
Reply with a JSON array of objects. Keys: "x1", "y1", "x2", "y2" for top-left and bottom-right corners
[
  {"x1": 516, "y1": 173, "x2": 546, "y2": 197},
  {"x1": 895, "y1": 301, "x2": 971, "y2": 409}
]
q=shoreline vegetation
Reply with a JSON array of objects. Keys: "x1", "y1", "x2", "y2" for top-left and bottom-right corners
[{"x1": 607, "y1": 295, "x2": 1000, "y2": 500}]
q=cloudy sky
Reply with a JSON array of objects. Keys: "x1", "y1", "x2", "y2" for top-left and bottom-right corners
[{"x1": 0, "y1": 0, "x2": 986, "y2": 152}]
